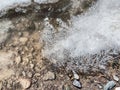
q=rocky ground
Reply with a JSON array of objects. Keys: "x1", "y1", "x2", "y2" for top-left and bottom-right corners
[{"x1": 0, "y1": 0, "x2": 120, "y2": 90}]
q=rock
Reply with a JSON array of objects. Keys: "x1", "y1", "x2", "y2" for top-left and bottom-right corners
[
  {"x1": 97, "y1": 84, "x2": 103, "y2": 89},
  {"x1": 113, "y1": 75, "x2": 119, "y2": 81},
  {"x1": 72, "y1": 70, "x2": 79, "y2": 80},
  {"x1": 34, "y1": 73, "x2": 40, "y2": 77},
  {"x1": 30, "y1": 63, "x2": 35, "y2": 69},
  {"x1": 15, "y1": 56, "x2": 21, "y2": 65},
  {"x1": 104, "y1": 81, "x2": 116, "y2": 90},
  {"x1": 22, "y1": 71, "x2": 26, "y2": 77},
  {"x1": 115, "y1": 87, "x2": 120, "y2": 90},
  {"x1": 72, "y1": 80, "x2": 82, "y2": 89},
  {"x1": 19, "y1": 37, "x2": 28, "y2": 44},
  {"x1": 18, "y1": 32, "x2": 23, "y2": 37},
  {"x1": 19, "y1": 78, "x2": 31, "y2": 89},
  {"x1": 27, "y1": 72, "x2": 33, "y2": 78},
  {"x1": 43, "y1": 71, "x2": 55, "y2": 80}
]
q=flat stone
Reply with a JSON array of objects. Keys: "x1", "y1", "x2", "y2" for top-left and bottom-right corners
[
  {"x1": 97, "y1": 84, "x2": 103, "y2": 89},
  {"x1": 43, "y1": 71, "x2": 55, "y2": 80},
  {"x1": 113, "y1": 75, "x2": 119, "y2": 81},
  {"x1": 27, "y1": 72, "x2": 33, "y2": 78},
  {"x1": 19, "y1": 78, "x2": 31, "y2": 89},
  {"x1": 19, "y1": 37, "x2": 28, "y2": 44},
  {"x1": 72, "y1": 71, "x2": 79, "y2": 80},
  {"x1": 72, "y1": 80, "x2": 82, "y2": 88},
  {"x1": 104, "y1": 81, "x2": 116, "y2": 90},
  {"x1": 15, "y1": 56, "x2": 21, "y2": 64}
]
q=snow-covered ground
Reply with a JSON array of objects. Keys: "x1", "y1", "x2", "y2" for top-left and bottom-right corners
[
  {"x1": 42, "y1": 0, "x2": 120, "y2": 71},
  {"x1": 0, "y1": 0, "x2": 59, "y2": 13},
  {"x1": 1, "y1": 0, "x2": 120, "y2": 71},
  {"x1": 0, "y1": 0, "x2": 31, "y2": 11}
]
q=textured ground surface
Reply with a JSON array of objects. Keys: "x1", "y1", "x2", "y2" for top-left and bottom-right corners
[{"x1": 0, "y1": 0, "x2": 120, "y2": 90}]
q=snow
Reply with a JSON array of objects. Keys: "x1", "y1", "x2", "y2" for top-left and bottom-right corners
[
  {"x1": 0, "y1": 0, "x2": 59, "y2": 12},
  {"x1": 41, "y1": 0, "x2": 120, "y2": 71},
  {"x1": 0, "y1": 0, "x2": 31, "y2": 11},
  {"x1": 34, "y1": 0, "x2": 59, "y2": 4}
]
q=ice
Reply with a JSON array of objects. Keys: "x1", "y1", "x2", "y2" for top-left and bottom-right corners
[
  {"x1": 0, "y1": 0, "x2": 31, "y2": 11},
  {"x1": 41, "y1": 0, "x2": 120, "y2": 71}
]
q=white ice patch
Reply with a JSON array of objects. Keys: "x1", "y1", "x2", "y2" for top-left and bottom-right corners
[
  {"x1": 34, "y1": 0, "x2": 59, "y2": 4},
  {"x1": 41, "y1": 0, "x2": 120, "y2": 71},
  {"x1": 0, "y1": 0, "x2": 31, "y2": 11}
]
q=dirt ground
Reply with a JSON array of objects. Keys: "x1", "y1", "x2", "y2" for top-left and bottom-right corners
[{"x1": 0, "y1": 0, "x2": 120, "y2": 90}]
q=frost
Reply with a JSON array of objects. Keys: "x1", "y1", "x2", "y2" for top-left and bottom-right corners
[
  {"x1": 41, "y1": 0, "x2": 120, "y2": 72},
  {"x1": 0, "y1": 0, "x2": 31, "y2": 11}
]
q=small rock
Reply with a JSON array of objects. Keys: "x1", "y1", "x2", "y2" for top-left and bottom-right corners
[
  {"x1": 113, "y1": 75, "x2": 119, "y2": 81},
  {"x1": 15, "y1": 56, "x2": 21, "y2": 64},
  {"x1": 104, "y1": 81, "x2": 116, "y2": 90},
  {"x1": 72, "y1": 70, "x2": 79, "y2": 80},
  {"x1": 72, "y1": 80, "x2": 82, "y2": 89},
  {"x1": 19, "y1": 78, "x2": 31, "y2": 89},
  {"x1": 30, "y1": 63, "x2": 35, "y2": 69},
  {"x1": 115, "y1": 87, "x2": 120, "y2": 90},
  {"x1": 34, "y1": 73, "x2": 40, "y2": 77},
  {"x1": 43, "y1": 71, "x2": 55, "y2": 80},
  {"x1": 97, "y1": 84, "x2": 103, "y2": 89},
  {"x1": 18, "y1": 32, "x2": 23, "y2": 37},
  {"x1": 27, "y1": 72, "x2": 33, "y2": 78},
  {"x1": 22, "y1": 71, "x2": 26, "y2": 77},
  {"x1": 19, "y1": 37, "x2": 28, "y2": 44}
]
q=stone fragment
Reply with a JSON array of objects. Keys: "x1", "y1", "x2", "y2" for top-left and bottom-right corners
[
  {"x1": 19, "y1": 78, "x2": 31, "y2": 89},
  {"x1": 113, "y1": 75, "x2": 119, "y2": 81},
  {"x1": 43, "y1": 71, "x2": 55, "y2": 80},
  {"x1": 72, "y1": 80, "x2": 82, "y2": 88},
  {"x1": 15, "y1": 56, "x2": 21, "y2": 64},
  {"x1": 19, "y1": 37, "x2": 28, "y2": 44},
  {"x1": 104, "y1": 81, "x2": 116, "y2": 90},
  {"x1": 72, "y1": 71, "x2": 79, "y2": 80}
]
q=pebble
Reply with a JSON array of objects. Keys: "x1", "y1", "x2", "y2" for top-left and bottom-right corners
[
  {"x1": 15, "y1": 56, "x2": 21, "y2": 64},
  {"x1": 43, "y1": 71, "x2": 55, "y2": 80},
  {"x1": 34, "y1": 73, "x2": 40, "y2": 77},
  {"x1": 113, "y1": 75, "x2": 119, "y2": 81},
  {"x1": 72, "y1": 80, "x2": 82, "y2": 89},
  {"x1": 19, "y1": 78, "x2": 31, "y2": 89},
  {"x1": 30, "y1": 63, "x2": 35, "y2": 69},
  {"x1": 18, "y1": 32, "x2": 23, "y2": 37},
  {"x1": 27, "y1": 72, "x2": 33, "y2": 78},
  {"x1": 22, "y1": 71, "x2": 26, "y2": 77},
  {"x1": 104, "y1": 81, "x2": 116, "y2": 90},
  {"x1": 97, "y1": 84, "x2": 103, "y2": 89},
  {"x1": 72, "y1": 71, "x2": 79, "y2": 80},
  {"x1": 19, "y1": 37, "x2": 28, "y2": 44},
  {"x1": 115, "y1": 87, "x2": 120, "y2": 90}
]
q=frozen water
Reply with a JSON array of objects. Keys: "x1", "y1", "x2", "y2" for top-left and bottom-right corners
[{"x1": 41, "y1": 0, "x2": 120, "y2": 72}]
